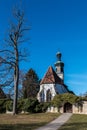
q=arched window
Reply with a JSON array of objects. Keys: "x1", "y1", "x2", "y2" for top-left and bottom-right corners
[
  {"x1": 40, "y1": 89, "x2": 44, "y2": 102},
  {"x1": 46, "y1": 89, "x2": 52, "y2": 102}
]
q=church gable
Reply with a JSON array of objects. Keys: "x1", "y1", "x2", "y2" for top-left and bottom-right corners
[{"x1": 40, "y1": 66, "x2": 63, "y2": 85}]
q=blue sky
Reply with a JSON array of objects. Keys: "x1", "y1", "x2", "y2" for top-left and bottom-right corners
[{"x1": 0, "y1": 0, "x2": 87, "y2": 95}]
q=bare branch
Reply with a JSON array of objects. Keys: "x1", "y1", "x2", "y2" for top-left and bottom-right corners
[
  {"x1": 20, "y1": 28, "x2": 30, "y2": 33},
  {"x1": 0, "y1": 57, "x2": 15, "y2": 67},
  {"x1": 18, "y1": 38, "x2": 30, "y2": 44},
  {"x1": 0, "y1": 78, "x2": 13, "y2": 87},
  {"x1": 0, "y1": 50, "x2": 14, "y2": 55}
]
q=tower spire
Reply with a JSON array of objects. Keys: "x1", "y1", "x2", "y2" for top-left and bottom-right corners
[
  {"x1": 54, "y1": 52, "x2": 64, "y2": 82},
  {"x1": 57, "y1": 52, "x2": 62, "y2": 61}
]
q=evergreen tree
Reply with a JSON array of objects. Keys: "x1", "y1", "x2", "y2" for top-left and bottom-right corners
[{"x1": 22, "y1": 68, "x2": 40, "y2": 98}]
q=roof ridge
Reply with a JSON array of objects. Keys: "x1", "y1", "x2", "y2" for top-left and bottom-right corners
[{"x1": 40, "y1": 66, "x2": 63, "y2": 85}]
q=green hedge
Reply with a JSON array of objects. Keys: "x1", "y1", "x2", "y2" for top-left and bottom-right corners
[
  {"x1": 0, "y1": 99, "x2": 9, "y2": 113},
  {"x1": 0, "y1": 98, "x2": 50, "y2": 113},
  {"x1": 6, "y1": 100, "x2": 13, "y2": 111},
  {"x1": 35, "y1": 102, "x2": 50, "y2": 113},
  {"x1": 22, "y1": 98, "x2": 39, "y2": 113}
]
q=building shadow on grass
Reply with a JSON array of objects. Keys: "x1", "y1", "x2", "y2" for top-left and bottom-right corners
[
  {"x1": 0, "y1": 122, "x2": 87, "y2": 130},
  {"x1": 0, "y1": 122, "x2": 47, "y2": 130}
]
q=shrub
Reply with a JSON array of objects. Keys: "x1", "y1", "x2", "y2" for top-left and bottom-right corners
[
  {"x1": 35, "y1": 103, "x2": 43, "y2": 113},
  {"x1": 17, "y1": 98, "x2": 25, "y2": 112},
  {"x1": 6, "y1": 100, "x2": 13, "y2": 111},
  {"x1": 35, "y1": 102, "x2": 50, "y2": 113},
  {"x1": 42, "y1": 102, "x2": 50, "y2": 112},
  {"x1": 23, "y1": 98, "x2": 39, "y2": 113},
  {"x1": 0, "y1": 99, "x2": 7, "y2": 113}
]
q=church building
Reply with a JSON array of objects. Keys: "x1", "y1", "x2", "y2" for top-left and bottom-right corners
[{"x1": 37, "y1": 52, "x2": 70, "y2": 102}]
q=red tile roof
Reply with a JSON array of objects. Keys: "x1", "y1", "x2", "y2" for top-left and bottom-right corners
[{"x1": 40, "y1": 66, "x2": 63, "y2": 85}]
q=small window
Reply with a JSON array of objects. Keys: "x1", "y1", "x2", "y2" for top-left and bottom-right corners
[
  {"x1": 40, "y1": 89, "x2": 44, "y2": 102},
  {"x1": 61, "y1": 67, "x2": 63, "y2": 72},
  {"x1": 46, "y1": 89, "x2": 52, "y2": 102}
]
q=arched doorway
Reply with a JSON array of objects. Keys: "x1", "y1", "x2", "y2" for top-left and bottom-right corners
[{"x1": 64, "y1": 102, "x2": 72, "y2": 113}]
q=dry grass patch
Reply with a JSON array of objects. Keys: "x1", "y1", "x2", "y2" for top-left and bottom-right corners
[{"x1": 0, "y1": 113, "x2": 60, "y2": 130}]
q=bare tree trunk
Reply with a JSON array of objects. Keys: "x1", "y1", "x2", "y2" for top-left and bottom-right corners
[
  {"x1": 13, "y1": 67, "x2": 19, "y2": 114},
  {"x1": 13, "y1": 45, "x2": 19, "y2": 115}
]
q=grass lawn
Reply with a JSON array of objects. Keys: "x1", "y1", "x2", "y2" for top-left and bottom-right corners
[
  {"x1": 59, "y1": 114, "x2": 87, "y2": 130},
  {"x1": 0, "y1": 113, "x2": 60, "y2": 130}
]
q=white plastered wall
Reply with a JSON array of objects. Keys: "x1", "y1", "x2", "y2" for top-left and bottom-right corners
[{"x1": 37, "y1": 84, "x2": 56, "y2": 102}]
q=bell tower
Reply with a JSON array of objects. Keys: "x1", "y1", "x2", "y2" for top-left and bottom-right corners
[{"x1": 54, "y1": 52, "x2": 64, "y2": 82}]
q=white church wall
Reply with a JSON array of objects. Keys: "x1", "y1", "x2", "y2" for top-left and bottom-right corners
[
  {"x1": 47, "y1": 106, "x2": 58, "y2": 113},
  {"x1": 37, "y1": 84, "x2": 56, "y2": 102},
  {"x1": 82, "y1": 101, "x2": 87, "y2": 114}
]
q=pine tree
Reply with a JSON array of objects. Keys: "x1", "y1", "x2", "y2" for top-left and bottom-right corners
[{"x1": 22, "y1": 68, "x2": 40, "y2": 98}]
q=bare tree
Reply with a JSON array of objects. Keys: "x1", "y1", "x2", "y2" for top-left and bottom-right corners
[{"x1": 0, "y1": 8, "x2": 30, "y2": 115}]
